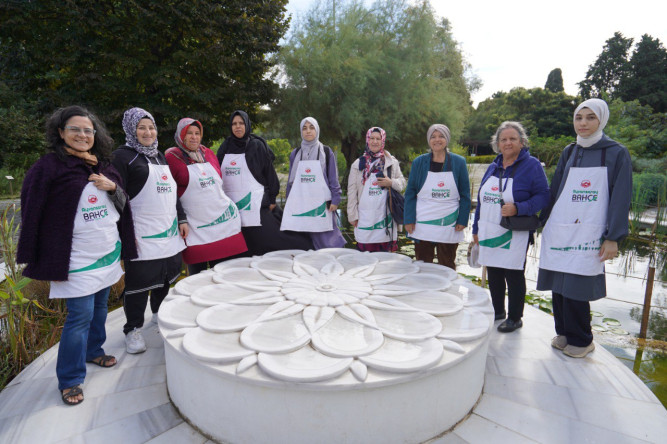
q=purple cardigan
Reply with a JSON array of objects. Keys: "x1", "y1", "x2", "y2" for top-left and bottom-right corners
[{"x1": 17, "y1": 153, "x2": 138, "y2": 281}]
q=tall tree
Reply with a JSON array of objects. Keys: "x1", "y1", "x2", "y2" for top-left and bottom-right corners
[
  {"x1": 578, "y1": 32, "x2": 633, "y2": 99},
  {"x1": 544, "y1": 68, "x2": 564, "y2": 93},
  {"x1": 0, "y1": 0, "x2": 289, "y2": 148},
  {"x1": 272, "y1": 0, "x2": 476, "y2": 168},
  {"x1": 618, "y1": 35, "x2": 667, "y2": 113}
]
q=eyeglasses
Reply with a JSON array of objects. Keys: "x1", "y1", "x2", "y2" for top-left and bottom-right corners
[{"x1": 64, "y1": 126, "x2": 96, "y2": 136}]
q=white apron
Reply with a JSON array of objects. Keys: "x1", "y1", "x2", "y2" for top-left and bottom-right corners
[
  {"x1": 280, "y1": 159, "x2": 332, "y2": 232},
  {"x1": 477, "y1": 175, "x2": 529, "y2": 270},
  {"x1": 130, "y1": 160, "x2": 185, "y2": 261},
  {"x1": 50, "y1": 183, "x2": 123, "y2": 298},
  {"x1": 540, "y1": 152, "x2": 609, "y2": 276},
  {"x1": 180, "y1": 162, "x2": 242, "y2": 247},
  {"x1": 221, "y1": 153, "x2": 264, "y2": 227},
  {"x1": 354, "y1": 173, "x2": 395, "y2": 244},
  {"x1": 411, "y1": 171, "x2": 464, "y2": 243}
]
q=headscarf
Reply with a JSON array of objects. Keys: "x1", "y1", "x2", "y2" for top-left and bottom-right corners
[
  {"x1": 574, "y1": 98, "x2": 609, "y2": 148},
  {"x1": 174, "y1": 117, "x2": 205, "y2": 163},
  {"x1": 122, "y1": 107, "x2": 159, "y2": 158},
  {"x1": 360, "y1": 127, "x2": 386, "y2": 185},
  {"x1": 229, "y1": 110, "x2": 251, "y2": 150},
  {"x1": 287, "y1": 117, "x2": 327, "y2": 186},
  {"x1": 427, "y1": 124, "x2": 451, "y2": 147}
]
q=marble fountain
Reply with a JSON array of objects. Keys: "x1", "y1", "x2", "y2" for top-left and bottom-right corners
[{"x1": 157, "y1": 248, "x2": 494, "y2": 443}]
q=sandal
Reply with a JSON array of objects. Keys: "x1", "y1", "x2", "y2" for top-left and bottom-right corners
[
  {"x1": 61, "y1": 385, "x2": 84, "y2": 406},
  {"x1": 87, "y1": 354, "x2": 117, "y2": 368}
]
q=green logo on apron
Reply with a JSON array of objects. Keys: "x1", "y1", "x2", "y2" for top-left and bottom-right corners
[
  {"x1": 70, "y1": 241, "x2": 121, "y2": 273},
  {"x1": 550, "y1": 237, "x2": 602, "y2": 252},
  {"x1": 197, "y1": 205, "x2": 237, "y2": 228},
  {"x1": 359, "y1": 214, "x2": 392, "y2": 230},
  {"x1": 479, "y1": 230, "x2": 512, "y2": 249},
  {"x1": 235, "y1": 192, "x2": 252, "y2": 211},
  {"x1": 142, "y1": 217, "x2": 179, "y2": 239},
  {"x1": 417, "y1": 209, "x2": 459, "y2": 227},
  {"x1": 293, "y1": 201, "x2": 327, "y2": 217}
]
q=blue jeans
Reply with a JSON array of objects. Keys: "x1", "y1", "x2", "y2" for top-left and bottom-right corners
[{"x1": 56, "y1": 287, "x2": 110, "y2": 391}]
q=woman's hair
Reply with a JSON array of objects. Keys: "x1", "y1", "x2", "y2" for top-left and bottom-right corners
[
  {"x1": 45, "y1": 105, "x2": 114, "y2": 163},
  {"x1": 490, "y1": 121, "x2": 529, "y2": 153}
]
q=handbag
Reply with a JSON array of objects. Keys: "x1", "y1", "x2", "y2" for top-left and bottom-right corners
[
  {"x1": 497, "y1": 175, "x2": 541, "y2": 231},
  {"x1": 385, "y1": 165, "x2": 404, "y2": 224}
]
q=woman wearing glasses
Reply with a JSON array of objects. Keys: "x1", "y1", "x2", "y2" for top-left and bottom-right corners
[
  {"x1": 112, "y1": 107, "x2": 187, "y2": 355},
  {"x1": 18, "y1": 106, "x2": 137, "y2": 405}
]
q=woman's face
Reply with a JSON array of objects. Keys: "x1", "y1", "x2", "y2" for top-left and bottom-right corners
[
  {"x1": 136, "y1": 118, "x2": 157, "y2": 147},
  {"x1": 429, "y1": 130, "x2": 448, "y2": 153},
  {"x1": 184, "y1": 125, "x2": 202, "y2": 151},
  {"x1": 231, "y1": 115, "x2": 246, "y2": 138},
  {"x1": 368, "y1": 131, "x2": 383, "y2": 153},
  {"x1": 498, "y1": 127, "x2": 523, "y2": 159},
  {"x1": 574, "y1": 107, "x2": 600, "y2": 137},
  {"x1": 302, "y1": 121, "x2": 317, "y2": 142},
  {"x1": 59, "y1": 115, "x2": 95, "y2": 152}
]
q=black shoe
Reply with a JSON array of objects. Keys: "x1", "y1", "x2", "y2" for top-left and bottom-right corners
[
  {"x1": 494, "y1": 312, "x2": 506, "y2": 321},
  {"x1": 497, "y1": 319, "x2": 523, "y2": 333}
]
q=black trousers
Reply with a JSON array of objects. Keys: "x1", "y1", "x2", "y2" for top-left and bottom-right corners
[
  {"x1": 487, "y1": 266, "x2": 526, "y2": 321},
  {"x1": 187, "y1": 257, "x2": 225, "y2": 276},
  {"x1": 122, "y1": 282, "x2": 170, "y2": 334},
  {"x1": 552, "y1": 292, "x2": 593, "y2": 347}
]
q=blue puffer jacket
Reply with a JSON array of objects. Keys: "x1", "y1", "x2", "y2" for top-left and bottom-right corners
[{"x1": 472, "y1": 148, "x2": 550, "y2": 234}]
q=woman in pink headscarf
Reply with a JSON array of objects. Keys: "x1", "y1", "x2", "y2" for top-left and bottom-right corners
[
  {"x1": 166, "y1": 118, "x2": 247, "y2": 275},
  {"x1": 347, "y1": 127, "x2": 406, "y2": 252}
]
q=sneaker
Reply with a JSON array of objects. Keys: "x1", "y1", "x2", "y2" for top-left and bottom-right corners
[
  {"x1": 563, "y1": 343, "x2": 595, "y2": 358},
  {"x1": 125, "y1": 328, "x2": 147, "y2": 354},
  {"x1": 551, "y1": 335, "x2": 567, "y2": 350},
  {"x1": 497, "y1": 319, "x2": 523, "y2": 333}
]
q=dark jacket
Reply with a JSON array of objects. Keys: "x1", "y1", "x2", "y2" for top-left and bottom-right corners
[
  {"x1": 17, "y1": 153, "x2": 137, "y2": 281},
  {"x1": 473, "y1": 148, "x2": 550, "y2": 234}
]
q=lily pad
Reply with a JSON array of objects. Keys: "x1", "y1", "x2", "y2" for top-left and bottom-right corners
[
  {"x1": 590, "y1": 311, "x2": 603, "y2": 317},
  {"x1": 592, "y1": 324, "x2": 608, "y2": 332},
  {"x1": 610, "y1": 327, "x2": 629, "y2": 335},
  {"x1": 602, "y1": 318, "x2": 621, "y2": 326}
]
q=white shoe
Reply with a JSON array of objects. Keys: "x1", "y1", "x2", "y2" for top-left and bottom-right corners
[
  {"x1": 149, "y1": 313, "x2": 158, "y2": 325},
  {"x1": 563, "y1": 342, "x2": 595, "y2": 358},
  {"x1": 125, "y1": 328, "x2": 147, "y2": 354},
  {"x1": 551, "y1": 335, "x2": 567, "y2": 350}
]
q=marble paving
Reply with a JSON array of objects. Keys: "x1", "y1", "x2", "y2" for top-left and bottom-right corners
[{"x1": 1, "y1": 304, "x2": 666, "y2": 444}]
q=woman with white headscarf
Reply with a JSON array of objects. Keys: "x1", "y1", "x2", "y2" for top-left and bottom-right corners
[
  {"x1": 281, "y1": 117, "x2": 345, "y2": 249},
  {"x1": 347, "y1": 127, "x2": 406, "y2": 252},
  {"x1": 404, "y1": 124, "x2": 470, "y2": 269},
  {"x1": 537, "y1": 98, "x2": 632, "y2": 359}
]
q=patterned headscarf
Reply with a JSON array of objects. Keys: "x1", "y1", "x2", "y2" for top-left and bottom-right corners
[
  {"x1": 122, "y1": 107, "x2": 159, "y2": 158},
  {"x1": 360, "y1": 127, "x2": 386, "y2": 185},
  {"x1": 288, "y1": 117, "x2": 326, "y2": 187},
  {"x1": 174, "y1": 117, "x2": 205, "y2": 163},
  {"x1": 574, "y1": 98, "x2": 609, "y2": 148}
]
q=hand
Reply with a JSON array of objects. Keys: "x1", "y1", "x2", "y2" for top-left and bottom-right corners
[
  {"x1": 472, "y1": 234, "x2": 479, "y2": 245},
  {"x1": 350, "y1": 220, "x2": 358, "y2": 227},
  {"x1": 405, "y1": 223, "x2": 415, "y2": 234},
  {"x1": 501, "y1": 203, "x2": 517, "y2": 217},
  {"x1": 89, "y1": 173, "x2": 117, "y2": 192},
  {"x1": 377, "y1": 177, "x2": 392, "y2": 188},
  {"x1": 454, "y1": 224, "x2": 466, "y2": 232},
  {"x1": 599, "y1": 240, "x2": 618, "y2": 261},
  {"x1": 178, "y1": 223, "x2": 189, "y2": 239},
  {"x1": 269, "y1": 204, "x2": 276, "y2": 211},
  {"x1": 328, "y1": 204, "x2": 338, "y2": 212}
]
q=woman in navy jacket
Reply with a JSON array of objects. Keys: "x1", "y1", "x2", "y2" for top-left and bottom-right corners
[{"x1": 472, "y1": 121, "x2": 549, "y2": 333}]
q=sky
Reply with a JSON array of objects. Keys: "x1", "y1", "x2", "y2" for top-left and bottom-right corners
[{"x1": 285, "y1": 0, "x2": 667, "y2": 106}]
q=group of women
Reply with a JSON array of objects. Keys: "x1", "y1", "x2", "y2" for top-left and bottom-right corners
[{"x1": 17, "y1": 97, "x2": 630, "y2": 405}]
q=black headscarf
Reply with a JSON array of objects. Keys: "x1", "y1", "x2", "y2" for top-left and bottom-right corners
[{"x1": 229, "y1": 110, "x2": 251, "y2": 150}]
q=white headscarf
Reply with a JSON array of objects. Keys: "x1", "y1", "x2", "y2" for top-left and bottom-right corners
[
  {"x1": 574, "y1": 98, "x2": 609, "y2": 148},
  {"x1": 288, "y1": 117, "x2": 327, "y2": 186}
]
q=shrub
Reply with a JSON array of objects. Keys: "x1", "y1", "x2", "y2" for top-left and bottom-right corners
[{"x1": 633, "y1": 173, "x2": 667, "y2": 206}]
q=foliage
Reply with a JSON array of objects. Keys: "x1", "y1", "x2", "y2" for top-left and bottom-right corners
[
  {"x1": 544, "y1": 68, "x2": 564, "y2": 93},
  {"x1": 578, "y1": 32, "x2": 633, "y2": 100},
  {"x1": 618, "y1": 35, "x2": 667, "y2": 113},
  {"x1": 0, "y1": 0, "x2": 290, "y2": 150},
  {"x1": 464, "y1": 87, "x2": 577, "y2": 143},
  {"x1": 529, "y1": 135, "x2": 574, "y2": 168},
  {"x1": 465, "y1": 155, "x2": 496, "y2": 164},
  {"x1": 606, "y1": 99, "x2": 667, "y2": 159},
  {"x1": 633, "y1": 173, "x2": 667, "y2": 207},
  {"x1": 0, "y1": 83, "x2": 45, "y2": 171},
  {"x1": 267, "y1": 138, "x2": 293, "y2": 173},
  {"x1": 272, "y1": 0, "x2": 476, "y2": 171}
]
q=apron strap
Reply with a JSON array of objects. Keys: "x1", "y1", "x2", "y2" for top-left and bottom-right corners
[{"x1": 572, "y1": 145, "x2": 606, "y2": 168}]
